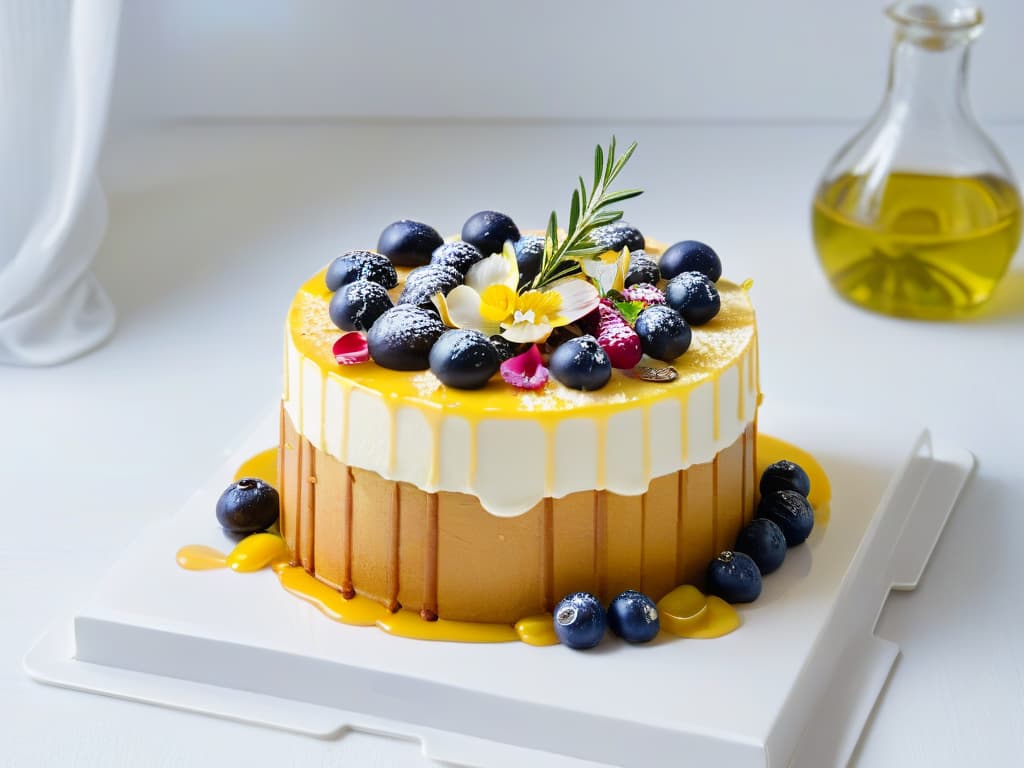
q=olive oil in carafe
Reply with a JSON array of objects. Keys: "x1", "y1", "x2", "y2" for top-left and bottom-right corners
[{"x1": 812, "y1": 172, "x2": 1021, "y2": 319}]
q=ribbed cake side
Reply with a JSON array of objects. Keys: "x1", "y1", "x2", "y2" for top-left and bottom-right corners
[{"x1": 279, "y1": 405, "x2": 756, "y2": 624}]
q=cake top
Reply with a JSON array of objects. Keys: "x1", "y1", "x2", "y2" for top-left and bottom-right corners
[
  {"x1": 289, "y1": 265, "x2": 755, "y2": 419},
  {"x1": 291, "y1": 138, "x2": 755, "y2": 414},
  {"x1": 281, "y1": 138, "x2": 760, "y2": 514}
]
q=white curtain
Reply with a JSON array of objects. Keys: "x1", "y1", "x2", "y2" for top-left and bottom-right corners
[{"x1": 0, "y1": 0, "x2": 121, "y2": 366}]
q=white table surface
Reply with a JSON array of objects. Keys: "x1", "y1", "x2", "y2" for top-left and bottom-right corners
[{"x1": 3, "y1": 120, "x2": 1023, "y2": 767}]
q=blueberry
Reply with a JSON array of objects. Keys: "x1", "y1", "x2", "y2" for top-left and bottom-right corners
[
  {"x1": 757, "y1": 490, "x2": 815, "y2": 546},
  {"x1": 760, "y1": 460, "x2": 811, "y2": 498},
  {"x1": 553, "y1": 592, "x2": 607, "y2": 649},
  {"x1": 734, "y1": 518, "x2": 787, "y2": 575},
  {"x1": 366, "y1": 305, "x2": 446, "y2": 370},
  {"x1": 664, "y1": 271, "x2": 721, "y2": 326},
  {"x1": 624, "y1": 252, "x2": 661, "y2": 288},
  {"x1": 325, "y1": 250, "x2": 398, "y2": 292},
  {"x1": 514, "y1": 235, "x2": 545, "y2": 288},
  {"x1": 216, "y1": 478, "x2": 279, "y2": 535},
  {"x1": 607, "y1": 590, "x2": 660, "y2": 643},
  {"x1": 489, "y1": 334, "x2": 520, "y2": 362},
  {"x1": 659, "y1": 240, "x2": 722, "y2": 282},
  {"x1": 549, "y1": 335, "x2": 612, "y2": 391},
  {"x1": 429, "y1": 329, "x2": 500, "y2": 389},
  {"x1": 431, "y1": 241, "x2": 483, "y2": 275},
  {"x1": 705, "y1": 551, "x2": 762, "y2": 603},
  {"x1": 329, "y1": 279, "x2": 394, "y2": 332},
  {"x1": 398, "y1": 264, "x2": 463, "y2": 310},
  {"x1": 591, "y1": 221, "x2": 645, "y2": 253},
  {"x1": 378, "y1": 220, "x2": 444, "y2": 267},
  {"x1": 461, "y1": 211, "x2": 520, "y2": 257},
  {"x1": 634, "y1": 305, "x2": 692, "y2": 361}
]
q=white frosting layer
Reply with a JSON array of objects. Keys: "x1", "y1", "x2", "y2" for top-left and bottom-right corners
[{"x1": 282, "y1": 331, "x2": 758, "y2": 518}]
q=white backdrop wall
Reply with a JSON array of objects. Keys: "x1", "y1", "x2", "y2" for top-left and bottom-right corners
[{"x1": 109, "y1": 0, "x2": 1023, "y2": 127}]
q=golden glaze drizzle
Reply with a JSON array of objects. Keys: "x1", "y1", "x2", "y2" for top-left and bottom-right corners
[{"x1": 233, "y1": 447, "x2": 278, "y2": 485}]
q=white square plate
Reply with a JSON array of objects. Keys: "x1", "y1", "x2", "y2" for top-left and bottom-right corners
[{"x1": 25, "y1": 404, "x2": 973, "y2": 768}]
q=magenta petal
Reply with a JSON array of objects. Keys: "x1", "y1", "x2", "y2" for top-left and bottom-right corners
[
  {"x1": 333, "y1": 333, "x2": 369, "y2": 365},
  {"x1": 500, "y1": 344, "x2": 549, "y2": 390}
]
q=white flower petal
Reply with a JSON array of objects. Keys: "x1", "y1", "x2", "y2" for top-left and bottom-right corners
[
  {"x1": 443, "y1": 285, "x2": 501, "y2": 335},
  {"x1": 580, "y1": 260, "x2": 619, "y2": 294},
  {"x1": 549, "y1": 278, "x2": 600, "y2": 323},
  {"x1": 502, "y1": 321, "x2": 553, "y2": 344},
  {"x1": 466, "y1": 251, "x2": 518, "y2": 292}
]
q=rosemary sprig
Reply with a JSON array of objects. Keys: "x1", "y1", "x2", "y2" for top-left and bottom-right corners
[{"x1": 530, "y1": 136, "x2": 643, "y2": 290}]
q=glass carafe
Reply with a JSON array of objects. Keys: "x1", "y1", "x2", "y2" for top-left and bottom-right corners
[{"x1": 812, "y1": 2, "x2": 1021, "y2": 320}]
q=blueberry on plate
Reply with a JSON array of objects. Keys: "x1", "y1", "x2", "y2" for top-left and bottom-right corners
[
  {"x1": 757, "y1": 490, "x2": 814, "y2": 546},
  {"x1": 659, "y1": 240, "x2": 722, "y2": 282},
  {"x1": 216, "y1": 478, "x2": 279, "y2": 535},
  {"x1": 325, "y1": 250, "x2": 398, "y2": 292},
  {"x1": 461, "y1": 211, "x2": 520, "y2": 257},
  {"x1": 734, "y1": 518, "x2": 787, "y2": 575},
  {"x1": 607, "y1": 590, "x2": 660, "y2": 643},
  {"x1": 634, "y1": 304, "x2": 692, "y2": 361},
  {"x1": 329, "y1": 279, "x2": 394, "y2": 332},
  {"x1": 760, "y1": 460, "x2": 811, "y2": 497},
  {"x1": 553, "y1": 591, "x2": 607, "y2": 649},
  {"x1": 624, "y1": 251, "x2": 660, "y2": 288},
  {"x1": 514, "y1": 235, "x2": 545, "y2": 288},
  {"x1": 664, "y1": 271, "x2": 721, "y2": 326},
  {"x1": 591, "y1": 221, "x2": 645, "y2": 253},
  {"x1": 366, "y1": 305, "x2": 446, "y2": 370},
  {"x1": 429, "y1": 329, "x2": 500, "y2": 389},
  {"x1": 549, "y1": 335, "x2": 612, "y2": 391},
  {"x1": 431, "y1": 241, "x2": 484, "y2": 276},
  {"x1": 377, "y1": 220, "x2": 444, "y2": 267},
  {"x1": 706, "y1": 551, "x2": 762, "y2": 603},
  {"x1": 397, "y1": 264, "x2": 464, "y2": 310}
]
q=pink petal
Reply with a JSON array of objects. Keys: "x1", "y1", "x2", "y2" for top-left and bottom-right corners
[
  {"x1": 333, "y1": 333, "x2": 369, "y2": 365},
  {"x1": 500, "y1": 345, "x2": 549, "y2": 390}
]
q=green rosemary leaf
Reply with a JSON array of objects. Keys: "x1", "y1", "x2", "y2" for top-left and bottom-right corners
[
  {"x1": 530, "y1": 137, "x2": 642, "y2": 291},
  {"x1": 609, "y1": 140, "x2": 637, "y2": 181},
  {"x1": 599, "y1": 188, "x2": 643, "y2": 207},
  {"x1": 588, "y1": 210, "x2": 624, "y2": 227},
  {"x1": 605, "y1": 135, "x2": 616, "y2": 180},
  {"x1": 544, "y1": 211, "x2": 557, "y2": 262},
  {"x1": 564, "y1": 243, "x2": 609, "y2": 258}
]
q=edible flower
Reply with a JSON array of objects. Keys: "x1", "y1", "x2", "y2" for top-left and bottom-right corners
[
  {"x1": 433, "y1": 242, "x2": 599, "y2": 344},
  {"x1": 333, "y1": 332, "x2": 369, "y2": 365},
  {"x1": 578, "y1": 247, "x2": 631, "y2": 296},
  {"x1": 500, "y1": 344, "x2": 549, "y2": 390}
]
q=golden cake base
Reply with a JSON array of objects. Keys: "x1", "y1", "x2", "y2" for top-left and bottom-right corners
[{"x1": 279, "y1": 406, "x2": 756, "y2": 624}]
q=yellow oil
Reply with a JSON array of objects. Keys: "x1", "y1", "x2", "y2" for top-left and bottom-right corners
[{"x1": 812, "y1": 172, "x2": 1021, "y2": 319}]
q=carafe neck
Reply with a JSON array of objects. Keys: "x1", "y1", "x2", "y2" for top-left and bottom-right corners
[
  {"x1": 886, "y1": 35, "x2": 970, "y2": 118},
  {"x1": 883, "y1": 3, "x2": 982, "y2": 119}
]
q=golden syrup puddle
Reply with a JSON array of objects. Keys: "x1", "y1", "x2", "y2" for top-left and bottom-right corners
[
  {"x1": 177, "y1": 433, "x2": 828, "y2": 645},
  {"x1": 233, "y1": 447, "x2": 278, "y2": 486}
]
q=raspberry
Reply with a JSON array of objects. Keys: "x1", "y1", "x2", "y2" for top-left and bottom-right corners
[
  {"x1": 621, "y1": 283, "x2": 666, "y2": 307},
  {"x1": 581, "y1": 300, "x2": 643, "y2": 370}
]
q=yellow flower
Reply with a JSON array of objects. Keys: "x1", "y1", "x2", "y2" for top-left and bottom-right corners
[{"x1": 433, "y1": 242, "x2": 599, "y2": 344}]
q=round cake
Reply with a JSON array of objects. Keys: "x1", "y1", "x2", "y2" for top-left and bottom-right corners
[{"x1": 278, "y1": 240, "x2": 759, "y2": 624}]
